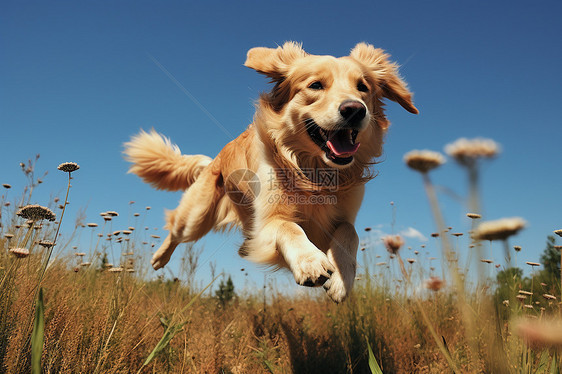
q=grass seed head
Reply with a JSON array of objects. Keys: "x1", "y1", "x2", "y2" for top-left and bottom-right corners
[
  {"x1": 472, "y1": 217, "x2": 526, "y2": 241},
  {"x1": 382, "y1": 235, "x2": 404, "y2": 254},
  {"x1": 17, "y1": 204, "x2": 56, "y2": 222},
  {"x1": 445, "y1": 137, "x2": 500, "y2": 165},
  {"x1": 554, "y1": 229, "x2": 562, "y2": 238},
  {"x1": 57, "y1": 162, "x2": 80, "y2": 173},
  {"x1": 514, "y1": 245, "x2": 522, "y2": 252},
  {"x1": 424, "y1": 276, "x2": 445, "y2": 291},
  {"x1": 9, "y1": 247, "x2": 30, "y2": 258},
  {"x1": 404, "y1": 150, "x2": 445, "y2": 173},
  {"x1": 466, "y1": 213, "x2": 482, "y2": 219},
  {"x1": 38, "y1": 240, "x2": 55, "y2": 248},
  {"x1": 515, "y1": 317, "x2": 562, "y2": 349},
  {"x1": 3, "y1": 184, "x2": 11, "y2": 189}
]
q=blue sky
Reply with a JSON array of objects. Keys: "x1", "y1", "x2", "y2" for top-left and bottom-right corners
[{"x1": 1, "y1": 1, "x2": 561, "y2": 292}]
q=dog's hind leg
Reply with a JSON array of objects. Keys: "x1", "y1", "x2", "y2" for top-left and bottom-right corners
[{"x1": 151, "y1": 167, "x2": 224, "y2": 270}]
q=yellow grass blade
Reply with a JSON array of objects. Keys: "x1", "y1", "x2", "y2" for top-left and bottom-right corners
[
  {"x1": 366, "y1": 337, "x2": 383, "y2": 374},
  {"x1": 31, "y1": 287, "x2": 45, "y2": 374}
]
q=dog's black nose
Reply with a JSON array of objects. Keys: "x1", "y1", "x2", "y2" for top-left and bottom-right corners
[{"x1": 339, "y1": 100, "x2": 366, "y2": 126}]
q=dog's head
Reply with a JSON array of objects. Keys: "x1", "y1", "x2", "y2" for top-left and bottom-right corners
[{"x1": 246, "y1": 42, "x2": 418, "y2": 170}]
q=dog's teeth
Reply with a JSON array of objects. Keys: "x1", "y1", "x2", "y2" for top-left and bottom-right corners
[
  {"x1": 319, "y1": 129, "x2": 328, "y2": 141},
  {"x1": 348, "y1": 131, "x2": 353, "y2": 144}
]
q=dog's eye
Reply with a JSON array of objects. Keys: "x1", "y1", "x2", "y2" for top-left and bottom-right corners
[
  {"x1": 357, "y1": 82, "x2": 369, "y2": 92},
  {"x1": 308, "y1": 81, "x2": 324, "y2": 90}
]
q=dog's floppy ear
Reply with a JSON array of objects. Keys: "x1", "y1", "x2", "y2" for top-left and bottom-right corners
[
  {"x1": 350, "y1": 43, "x2": 419, "y2": 114},
  {"x1": 245, "y1": 42, "x2": 307, "y2": 81}
]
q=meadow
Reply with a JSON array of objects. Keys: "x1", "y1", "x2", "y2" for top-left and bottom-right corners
[{"x1": 1, "y1": 139, "x2": 562, "y2": 374}]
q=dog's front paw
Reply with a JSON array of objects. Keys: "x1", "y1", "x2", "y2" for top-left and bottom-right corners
[
  {"x1": 323, "y1": 261, "x2": 356, "y2": 303},
  {"x1": 291, "y1": 251, "x2": 335, "y2": 287},
  {"x1": 323, "y1": 271, "x2": 349, "y2": 303}
]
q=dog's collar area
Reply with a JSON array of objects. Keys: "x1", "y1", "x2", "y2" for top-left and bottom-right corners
[{"x1": 305, "y1": 119, "x2": 360, "y2": 166}]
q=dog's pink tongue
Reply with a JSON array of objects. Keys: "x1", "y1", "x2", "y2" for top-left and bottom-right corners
[{"x1": 327, "y1": 138, "x2": 360, "y2": 157}]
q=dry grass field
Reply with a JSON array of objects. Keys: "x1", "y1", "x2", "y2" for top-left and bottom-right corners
[{"x1": 1, "y1": 141, "x2": 562, "y2": 373}]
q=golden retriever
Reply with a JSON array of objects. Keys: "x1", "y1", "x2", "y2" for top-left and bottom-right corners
[{"x1": 124, "y1": 42, "x2": 417, "y2": 302}]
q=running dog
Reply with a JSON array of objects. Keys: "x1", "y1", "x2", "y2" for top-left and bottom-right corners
[{"x1": 124, "y1": 42, "x2": 418, "y2": 302}]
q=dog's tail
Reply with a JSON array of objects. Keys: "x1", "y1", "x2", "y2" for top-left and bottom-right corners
[{"x1": 124, "y1": 129, "x2": 212, "y2": 191}]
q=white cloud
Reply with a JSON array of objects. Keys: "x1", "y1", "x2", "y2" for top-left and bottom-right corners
[{"x1": 399, "y1": 227, "x2": 428, "y2": 242}]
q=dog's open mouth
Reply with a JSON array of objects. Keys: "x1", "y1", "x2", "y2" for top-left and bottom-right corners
[{"x1": 305, "y1": 119, "x2": 360, "y2": 166}]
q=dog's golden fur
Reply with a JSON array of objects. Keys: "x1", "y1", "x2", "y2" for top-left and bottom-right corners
[{"x1": 124, "y1": 42, "x2": 417, "y2": 302}]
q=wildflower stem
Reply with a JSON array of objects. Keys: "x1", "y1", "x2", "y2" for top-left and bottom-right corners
[
  {"x1": 467, "y1": 163, "x2": 481, "y2": 215},
  {"x1": 502, "y1": 240, "x2": 512, "y2": 269},
  {"x1": 421, "y1": 173, "x2": 455, "y2": 276},
  {"x1": 20, "y1": 222, "x2": 35, "y2": 249},
  {"x1": 421, "y1": 172, "x2": 479, "y2": 367},
  {"x1": 38, "y1": 172, "x2": 71, "y2": 283},
  {"x1": 396, "y1": 254, "x2": 410, "y2": 283}
]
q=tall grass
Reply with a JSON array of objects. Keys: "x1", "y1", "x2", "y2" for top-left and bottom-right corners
[{"x1": 0, "y1": 143, "x2": 561, "y2": 373}]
